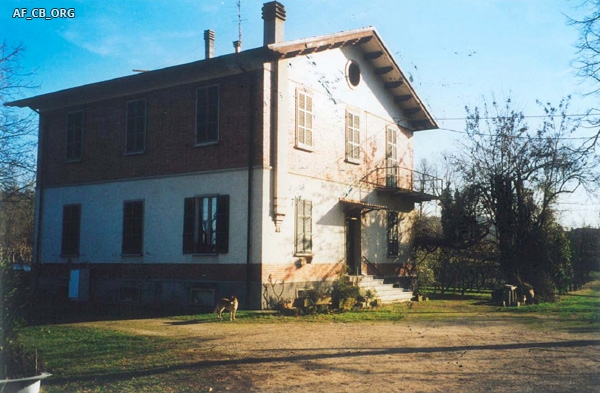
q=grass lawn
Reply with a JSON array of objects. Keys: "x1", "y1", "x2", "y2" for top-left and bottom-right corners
[{"x1": 18, "y1": 276, "x2": 600, "y2": 393}]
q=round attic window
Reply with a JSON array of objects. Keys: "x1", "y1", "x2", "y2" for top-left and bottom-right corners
[{"x1": 346, "y1": 61, "x2": 361, "y2": 88}]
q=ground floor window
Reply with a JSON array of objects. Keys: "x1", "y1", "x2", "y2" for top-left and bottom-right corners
[
  {"x1": 122, "y1": 200, "x2": 144, "y2": 255},
  {"x1": 387, "y1": 211, "x2": 399, "y2": 256},
  {"x1": 295, "y1": 198, "x2": 313, "y2": 255},
  {"x1": 183, "y1": 195, "x2": 229, "y2": 254},
  {"x1": 61, "y1": 204, "x2": 81, "y2": 257}
]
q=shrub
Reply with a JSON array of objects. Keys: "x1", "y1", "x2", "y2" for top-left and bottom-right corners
[
  {"x1": 331, "y1": 276, "x2": 360, "y2": 309},
  {"x1": 1, "y1": 250, "x2": 41, "y2": 378}
]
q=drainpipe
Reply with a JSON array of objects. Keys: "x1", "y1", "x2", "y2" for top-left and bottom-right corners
[
  {"x1": 32, "y1": 109, "x2": 45, "y2": 298},
  {"x1": 246, "y1": 74, "x2": 255, "y2": 309},
  {"x1": 263, "y1": 1, "x2": 288, "y2": 231}
]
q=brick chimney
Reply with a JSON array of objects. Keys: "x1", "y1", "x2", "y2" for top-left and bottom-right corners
[
  {"x1": 204, "y1": 29, "x2": 215, "y2": 59},
  {"x1": 262, "y1": 1, "x2": 286, "y2": 46}
]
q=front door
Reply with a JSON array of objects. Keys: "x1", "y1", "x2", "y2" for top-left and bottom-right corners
[{"x1": 346, "y1": 212, "x2": 361, "y2": 275}]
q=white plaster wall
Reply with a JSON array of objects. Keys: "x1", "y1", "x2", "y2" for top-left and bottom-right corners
[
  {"x1": 258, "y1": 45, "x2": 418, "y2": 272},
  {"x1": 259, "y1": 172, "x2": 413, "y2": 268},
  {"x1": 39, "y1": 170, "x2": 251, "y2": 264},
  {"x1": 287, "y1": 45, "x2": 412, "y2": 128},
  {"x1": 260, "y1": 173, "x2": 347, "y2": 266}
]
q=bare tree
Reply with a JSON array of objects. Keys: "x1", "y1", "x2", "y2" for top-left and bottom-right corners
[
  {"x1": 568, "y1": 1, "x2": 600, "y2": 148},
  {"x1": 449, "y1": 97, "x2": 600, "y2": 298},
  {"x1": 570, "y1": 0, "x2": 600, "y2": 94},
  {"x1": 0, "y1": 42, "x2": 37, "y2": 195}
]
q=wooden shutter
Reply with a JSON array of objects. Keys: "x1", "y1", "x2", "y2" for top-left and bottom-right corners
[
  {"x1": 61, "y1": 204, "x2": 81, "y2": 256},
  {"x1": 215, "y1": 195, "x2": 229, "y2": 254},
  {"x1": 183, "y1": 197, "x2": 195, "y2": 253}
]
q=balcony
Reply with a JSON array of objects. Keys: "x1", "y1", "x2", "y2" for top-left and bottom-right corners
[{"x1": 361, "y1": 166, "x2": 443, "y2": 202}]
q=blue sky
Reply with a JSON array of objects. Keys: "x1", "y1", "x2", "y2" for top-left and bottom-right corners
[{"x1": 2, "y1": 0, "x2": 598, "y2": 226}]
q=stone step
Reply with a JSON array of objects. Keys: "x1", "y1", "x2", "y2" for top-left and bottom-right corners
[{"x1": 356, "y1": 275, "x2": 413, "y2": 304}]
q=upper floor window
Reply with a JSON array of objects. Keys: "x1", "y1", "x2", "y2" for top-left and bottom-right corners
[
  {"x1": 183, "y1": 195, "x2": 229, "y2": 254},
  {"x1": 295, "y1": 198, "x2": 313, "y2": 255},
  {"x1": 66, "y1": 110, "x2": 84, "y2": 161},
  {"x1": 61, "y1": 204, "x2": 81, "y2": 257},
  {"x1": 122, "y1": 200, "x2": 144, "y2": 255},
  {"x1": 345, "y1": 110, "x2": 361, "y2": 163},
  {"x1": 386, "y1": 126, "x2": 399, "y2": 187},
  {"x1": 196, "y1": 85, "x2": 219, "y2": 145},
  {"x1": 296, "y1": 89, "x2": 314, "y2": 150},
  {"x1": 126, "y1": 99, "x2": 146, "y2": 154}
]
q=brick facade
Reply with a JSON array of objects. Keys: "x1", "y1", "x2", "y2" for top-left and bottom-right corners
[{"x1": 39, "y1": 70, "x2": 265, "y2": 188}]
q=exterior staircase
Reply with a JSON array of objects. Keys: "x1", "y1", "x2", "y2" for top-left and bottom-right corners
[{"x1": 356, "y1": 275, "x2": 414, "y2": 304}]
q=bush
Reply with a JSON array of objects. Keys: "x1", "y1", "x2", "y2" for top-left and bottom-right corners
[
  {"x1": 1, "y1": 250, "x2": 40, "y2": 378},
  {"x1": 331, "y1": 276, "x2": 360, "y2": 309}
]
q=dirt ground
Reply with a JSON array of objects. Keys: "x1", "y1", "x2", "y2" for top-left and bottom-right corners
[{"x1": 83, "y1": 316, "x2": 600, "y2": 393}]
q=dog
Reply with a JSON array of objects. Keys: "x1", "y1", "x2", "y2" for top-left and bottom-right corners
[{"x1": 214, "y1": 295, "x2": 238, "y2": 321}]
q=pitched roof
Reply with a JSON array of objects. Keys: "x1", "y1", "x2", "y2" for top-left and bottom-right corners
[
  {"x1": 5, "y1": 47, "x2": 271, "y2": 112},
  {"x1": 6, "y1": 27, "x2": 437, "y2": 130}
]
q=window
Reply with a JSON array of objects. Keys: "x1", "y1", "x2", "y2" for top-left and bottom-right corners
[
  {"x1": 345, "y1": 110, "x2": 361, "y2": 163},
  {"x1": 61, "y1": 204, "x2": 81, "y2": 256},
  {"x1": 122, "y1": 200, "x2": 144, "y2": 255},
  {"x1": 196, "y1": 85, "x2": 219, "y2": 145},
  {"x1": 118, "y1": 287, "x2": 140, "y2": 303},
  {"x1": 296, "y1": 90, "x2": 314, "y2": 149},
  {"x1": 66, "y1": 110, "x2": 84, "y2": 161},
  {"x1": 189, "y1": 288, "x2": 215, "y2": 307},
  {"x1": 346, "y1": 61, "x2": 361, "y2": 88},
  {"x1": 295, "y1": 198, "x2": 313, "y2": 255},
  {"x1": 183, "y1": 195, "x2": 229, "y2": 254},
  {"x1": 387, "y1": 211, "x2": 399, "y2": 256},
  {"x1": 126, "y1": 99, "x2": 146, "y2": 154},
  {"x1": 386, "y1": 126, "x2": 398, "y2": 187}
]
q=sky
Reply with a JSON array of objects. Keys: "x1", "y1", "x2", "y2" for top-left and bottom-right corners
[{"x1": 2, "y1": 0, "x2": 599, "y2": 227}]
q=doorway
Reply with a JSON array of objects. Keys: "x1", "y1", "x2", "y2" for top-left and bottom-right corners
[{"x1": 345, "y1": 211, "x2": 361, "y2": 275}]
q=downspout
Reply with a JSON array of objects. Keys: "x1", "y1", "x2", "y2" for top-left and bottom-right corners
[
  {"x1": 246, "y1": 74, "x2": 255, "y2": 309},
  {"x1": 32, "y1": 108, "x2": 44, "y2": 297}
]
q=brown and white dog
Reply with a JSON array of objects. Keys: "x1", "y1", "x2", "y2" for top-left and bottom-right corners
[{"x1": 214, "y1": 296, "x2": 238, "y2": 321}]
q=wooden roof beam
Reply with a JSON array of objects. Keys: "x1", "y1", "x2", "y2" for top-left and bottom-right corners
[
  {"x1": 394, "y1": 94, "x2": 412, "y2": 103},
  {"x1": 404, "y1": 107, "x2": 421, "y2": 115},
  {"x1": 364, "y1": 51, "x2": 384, "y2": 60},
  {"x1": 385, "y1": 80, "x2": 404, "y2": 89},
  {"x1": 375, "y1": 66, "x2": 394, "y2": 75}
]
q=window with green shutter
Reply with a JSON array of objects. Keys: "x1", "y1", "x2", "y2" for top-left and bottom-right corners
[
  {"x1": 295, "y1": 198, "x2": 313, "y2": 255},
  {"x1": 345, "y1": 110, "x2": 361, "y2": 163}
]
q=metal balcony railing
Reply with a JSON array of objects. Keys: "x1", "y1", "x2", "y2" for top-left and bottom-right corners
[{"x1": 361, "y1": 166, "x2": 443, "y2": 202}]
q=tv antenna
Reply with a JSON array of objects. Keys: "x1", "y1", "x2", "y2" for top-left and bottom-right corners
[
  {"x1": 232, "y1": 0, "x2": 246, "y2": 52},
  {"x1": 236, "y1": 0, "x2": 243, "y2": 43}
]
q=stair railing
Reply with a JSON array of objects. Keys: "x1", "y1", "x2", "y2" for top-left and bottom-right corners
[{"x1": 361, "y1": 256, "x2": 384, "y2": 278}]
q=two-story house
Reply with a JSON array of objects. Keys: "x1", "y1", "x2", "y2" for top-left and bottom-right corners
[{"x1": 8, "y1": 1, "x2": 440, "y2": 311}]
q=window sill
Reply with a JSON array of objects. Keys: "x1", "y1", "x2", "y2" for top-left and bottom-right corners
[
  {"x1": 294, "y1": 144, "x2": 314, "y2": 152},
  {"x1": 124, "y1": 151, "x2": 145, "y2": 156},
  {"x1": 194, "y1": 141, "x2": 219, "y2": 148},
  {"x1": 345, "y1": 158, "x2": 361, "y2": 165},
  {"x1": 121, "y1": 254, "x2": 143, "y2": 258}
]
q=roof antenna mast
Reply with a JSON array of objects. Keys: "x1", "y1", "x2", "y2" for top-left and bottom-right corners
[
  {"x1": 233, "y1": 0, "x2": 243, "y2": 53},
  {"x1": 237, "y1": 0, "x2": 243, "y2": 43}
]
